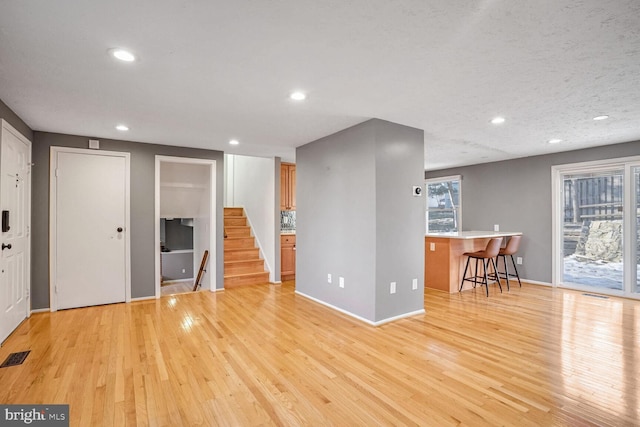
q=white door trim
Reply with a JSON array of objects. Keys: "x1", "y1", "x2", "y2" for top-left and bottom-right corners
[
  {"x1": 0, "y1": 119, "x2": 31, "y2": 327},
  {"x1": 154, "y1": 156, "x2": 217, "y2": 297},
  {"x1": 49, "y1": 147, "x2": 131, "y2": 312}
]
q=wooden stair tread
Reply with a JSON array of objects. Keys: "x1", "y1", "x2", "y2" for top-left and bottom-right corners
[
  {"x1": 223, "y1": 207, "x2": 245, "y2": 216},
  {"x1": 224, "y1": 259, "x2": 263, "y2": 265},
  {"x1": 224, "y1": 271, "x2": 269, "y2": 279}
]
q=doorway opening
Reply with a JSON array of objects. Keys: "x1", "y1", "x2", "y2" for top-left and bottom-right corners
[{"x1": 155, "y1": 156, "x2": 216, "y2": 297}]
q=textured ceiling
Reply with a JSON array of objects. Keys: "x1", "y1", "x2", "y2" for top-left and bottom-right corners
[{"x1": 1, "y1": 1, "x2": 639, "y2": 170}]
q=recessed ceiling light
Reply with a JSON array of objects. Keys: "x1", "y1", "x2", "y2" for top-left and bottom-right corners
[
  {"x1": 490, "y1": 116, "x2": 505, "y2": 125},
  {"x1": 110, "y1": 48, "x2": 136, "y2": 62},
  {"x1": 229, "y1": 139, "x2": 239, "y2": 145},
  {"x1": 548, "y1": 138, "x2": 563, "y2": 144},
  {"x1": 593, "y1": 115, "x2": 609, "y2": 121},
  {"x1": 115, "y1": 124, "x2": 129, "y2": 131},
  {"x1": 290, "y1": 91, "x2": 307, "y2": 101}
]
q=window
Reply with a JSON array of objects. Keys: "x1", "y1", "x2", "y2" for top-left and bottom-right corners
[{"x1": 425, "y1": 175, "x2": 461, "y2": 233}]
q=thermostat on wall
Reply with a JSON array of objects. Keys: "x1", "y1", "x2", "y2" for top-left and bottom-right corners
[{"x1": 412, "y1": 186, "x2": 422, "y2": 196}]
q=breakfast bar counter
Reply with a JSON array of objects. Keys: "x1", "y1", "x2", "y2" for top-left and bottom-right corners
[{"x1": 425, "y1": 231, "x2": 522, "y2": 293}]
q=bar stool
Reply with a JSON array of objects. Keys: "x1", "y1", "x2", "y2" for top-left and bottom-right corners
[
  {"x1": 459, "y1": 237, "x2": 503, "y2": 297},
  {"x1": 493, "y1": 235, "x2": 522, "y2": 290}
]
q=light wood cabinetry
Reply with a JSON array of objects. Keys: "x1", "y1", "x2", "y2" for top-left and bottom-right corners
[
  {"x1": 280, "y1": 163, "x2": 296, "y2": 211},
  {"x1": 281, "y1": 234, "x2": 296, "y2": 280}
]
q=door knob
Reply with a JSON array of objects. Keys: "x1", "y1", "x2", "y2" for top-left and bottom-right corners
[
  {"x1": 2, "y1": 243, "x2": 11, "y2": 250},
  {"x1": 117, "y1": 227, "x2": 123, "y2": 232}
]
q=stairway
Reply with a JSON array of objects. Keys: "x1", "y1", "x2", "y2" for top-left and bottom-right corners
[{"x1": 224, "y1": 207, "x2": 270, "y2": 288}]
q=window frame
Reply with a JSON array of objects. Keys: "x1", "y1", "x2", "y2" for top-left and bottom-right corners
[{"x1": 425, "y1": 175, "x2": 462, "y2": 234}]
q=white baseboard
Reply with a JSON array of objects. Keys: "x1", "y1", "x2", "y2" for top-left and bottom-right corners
[
  {"x1": 522, "y1": 278, "x2": 552, "y2": 287},
  {"x1": 295, "y1": 291, "x2": 425, "y2": 326},
  {"x1": 131, "y1": 295, "x2": 156, "y2": 302},
  {"x1": 30, "y1": 308, "x2": 50, "y2": 314}
]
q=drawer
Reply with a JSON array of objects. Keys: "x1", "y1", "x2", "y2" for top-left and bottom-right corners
[{"x1": 281, "y1": 235, "x2": 296, "y2": 245}]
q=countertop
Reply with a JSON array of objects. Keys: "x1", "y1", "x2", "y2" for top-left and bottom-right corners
[
  {"x1": 281, "y1": 230, "x2": 296, "y2": 235},
  {"x1": 425, "y1": 231, "x2": 522, "y2": 239}
]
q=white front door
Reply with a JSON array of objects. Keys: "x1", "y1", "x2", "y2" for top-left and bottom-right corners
[
  {"x1": 0, "y1": 121, "x2": 31, "y2": 344},
  {"x1": 51, "y1": 148, "x2": 130, "y2": 310}
]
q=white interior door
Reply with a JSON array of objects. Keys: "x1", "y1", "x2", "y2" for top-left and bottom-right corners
[
  {"x1": 51, "y1": 148, "x2": 130, "y2": 310},
  {"x1": 0, "y1": 121, "x2": 31, "y2": 344}
]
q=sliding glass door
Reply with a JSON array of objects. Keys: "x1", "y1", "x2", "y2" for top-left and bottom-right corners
[
  {"x1": 554, "y1": 157, "x2": 640, "y2": 297},
  {"x1": 561, "y1": 168, "x2": 624, "y2": 291}
]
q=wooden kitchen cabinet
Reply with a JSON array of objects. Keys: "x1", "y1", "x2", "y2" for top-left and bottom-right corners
[
  {"x1": 281, "y1": 234, "x2": 296, "y2": 280},
  {"x1": 280, "y1": 163, "x2": 296, "y2": 211}
]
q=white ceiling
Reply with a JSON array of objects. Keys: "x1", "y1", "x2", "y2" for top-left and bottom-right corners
[{"x1": 1, "y1": 1, "x2": 639, "y2": 170}]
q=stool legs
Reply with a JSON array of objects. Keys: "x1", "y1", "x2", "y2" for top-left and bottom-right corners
[
  {"x1": 460, "y1": 255, "x2": 503, "y2": 296},
  {"x1": 509, "y1": 254, "x2": 522, "y2": 287},
  {"x1": 459, "y1": 256, "x2": 471, "y2": 292},
  {"x1": 490, "y1": 257, "x2": 502, "y2": 293},
  {"x1": 495, "y1": 254, "x2": 522, "y2": 289}
]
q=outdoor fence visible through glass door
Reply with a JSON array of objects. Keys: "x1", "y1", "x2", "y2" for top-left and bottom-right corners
[{"x1": 562, "y1": 169, "x2": 624, "y2": 290}]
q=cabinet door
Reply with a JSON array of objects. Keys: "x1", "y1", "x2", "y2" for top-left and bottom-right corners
[
  {"x1": 281, "y1": 235, "x2": 296, "y2": 278},
  {"x1": 289, "y1": 165, "x2": 296, "y2": 210},
  {"x1": 282, "y1": 245, "x2": 295, "y2": 276},
  {"x1": 280, "y1": 165, "x2": 289, "y2": 210},
  {"x1": 280, "y1": 163, "x2": 296, "y2": 211}
]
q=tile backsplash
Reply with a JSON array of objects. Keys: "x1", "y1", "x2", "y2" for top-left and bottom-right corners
[{"x1": 281, "y1": 211, "x2": 296, "y2": 231}]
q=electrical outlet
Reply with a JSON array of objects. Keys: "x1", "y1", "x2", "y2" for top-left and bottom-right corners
[
  {"x1": 429, "y1": 242, "x2": 435, "y2": 251},
  {"x1": 339, "y1": 277, "x2": 344, "y2": 288},
  {"x1": 328, "y1": 274, "x2": 332, "y2": 283},
  {"x1": 390, "y1": 282, "x2": 396, "y2": 294},
  {"x1": 517, "y1": 257, "x2": 523, "y2": 265},
  {"x1": 412, "y1": 278, "x2": 418, "y2": 290},
  {"x1": 494, "y1": 224, "x2": 500, "y2": 232},
  {"x1": 181, "y1": 268, "x2": 186, "y2": 273}
]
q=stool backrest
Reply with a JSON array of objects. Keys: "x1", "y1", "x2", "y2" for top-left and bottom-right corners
[
  {"x1": 503, "y1": 235, "x2": 522, "y2": 255},
  {"x1": 484, "y1": 237, "x2": 503, "y2": 258}
]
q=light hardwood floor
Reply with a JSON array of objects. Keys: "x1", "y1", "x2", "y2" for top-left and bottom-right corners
[{"x1": 1, "y1": 282, "x2": 638, "y2": 426}]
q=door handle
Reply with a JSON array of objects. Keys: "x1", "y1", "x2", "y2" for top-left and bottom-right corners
[
  {"x1": 2, "y1": 243, "x2": 11, "y2": 250},
  {"x1": 117, "y1": 227, "x2": 123, "y2": 232}
]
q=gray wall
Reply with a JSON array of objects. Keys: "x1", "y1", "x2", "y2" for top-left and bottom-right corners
[
  {"x1": 425, "y1": 139, "x2": 640, "y2": 283},
  {"x1": 31, "y1": 131, "x2": 225, "y2": 309},
  {"x1": 297, "y1": 119, "x2": 424, "y2": 323},
  {"x1": 0, "y1": 98, "x2": 33, "y2": 142},
  {"x1": 161, "y1": 252, "x2": 194, "y2": 280},
  {"x1": 374, "y1": 121, "x2": 425, "y2": 320}
]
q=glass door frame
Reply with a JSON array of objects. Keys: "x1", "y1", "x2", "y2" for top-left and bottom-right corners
[{"x1": 552, "y1": 155, "x2": 640, "y2": 299}]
